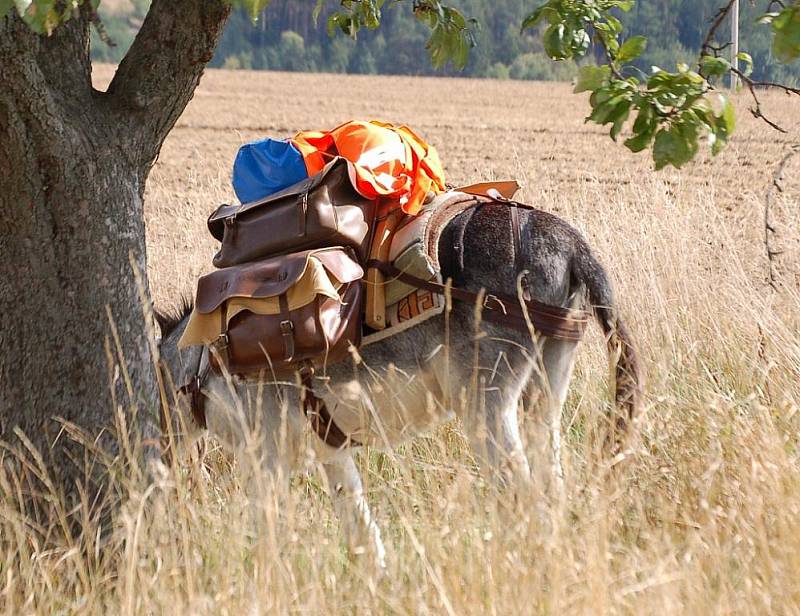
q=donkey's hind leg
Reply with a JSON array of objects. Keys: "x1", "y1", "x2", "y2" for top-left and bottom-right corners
[
  {"x1": 461, "y1": 347, "x2": 534, "y2": 487},
  {"x1": 527, "y1": 337, "x2": 580, "y2": 498}
]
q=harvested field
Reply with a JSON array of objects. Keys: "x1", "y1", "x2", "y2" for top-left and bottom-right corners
[
  {"x1": 93, "y1": 66, "x2": 800, "y2": 307},
  {"x1": 13, "y1": 66, "x2": 800, "y2": 613}
]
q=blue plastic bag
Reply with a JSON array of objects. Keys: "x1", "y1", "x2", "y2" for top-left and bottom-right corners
[{"x1": 232, "y1": 138, "x2": 309, "y2": 203}]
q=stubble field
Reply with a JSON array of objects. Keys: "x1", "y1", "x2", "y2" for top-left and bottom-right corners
[{"x1": 6, "y1": 66, "x2": 800, "y2": 614}]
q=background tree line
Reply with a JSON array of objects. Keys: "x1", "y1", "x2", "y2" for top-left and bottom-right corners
[{"x1": 93, "y1": 0, "x2": 799, "y2": 83}]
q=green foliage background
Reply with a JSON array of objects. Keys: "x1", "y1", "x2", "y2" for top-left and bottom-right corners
[{"x1": 90, "y1": 0, "x2": 799, "y2": 84}]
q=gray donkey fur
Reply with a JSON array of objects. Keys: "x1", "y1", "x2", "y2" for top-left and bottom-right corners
[{"x1": 157, "y1": 202, "x2": 641, "y2": 569}]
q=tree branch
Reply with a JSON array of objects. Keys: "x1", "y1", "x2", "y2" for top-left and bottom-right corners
[
  {"x1": 596, "y1": 32, "x2": 625, "y2": 81},
  {"x1": 731, "y1": 67, "x2": 800, "y2": 134},
  {"x1": 700, "y1": 0, "x2": 737, "y2": 59},
  {"x1": 764, "y1": 144, "x2": 799, "y2": 290},
  {"x1": 106, "y1": 0, "x2": 231, "y2": 169},
  {"x1": 1, "y1": 6, "x2": 94, "y2": 107}
]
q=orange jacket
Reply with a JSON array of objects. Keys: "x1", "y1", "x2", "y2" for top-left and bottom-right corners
[{"x1": 292, "y1": 120, "x2": 446, "y2": 215}]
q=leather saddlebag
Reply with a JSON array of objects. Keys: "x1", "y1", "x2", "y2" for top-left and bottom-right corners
[
  {"x1": 208, "y1": 158, "x2": 376, "y2": 268},
  {"x1": 179, "y1": 247, "x2": 364, "y2": 377}
]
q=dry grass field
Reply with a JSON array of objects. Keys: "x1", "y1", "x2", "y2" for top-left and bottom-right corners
[{"x1": 3, "y1": 66, "x2": 800, "y2": 614}]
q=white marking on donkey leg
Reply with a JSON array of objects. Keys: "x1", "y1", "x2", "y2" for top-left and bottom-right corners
[
  {"x1": 529, "y1": 338, "x2": 579, "y2": 499},
  {"x1": 464, "y1": 358, "x2": 534, "y2": 487},
  {"x1": 498, "y1": 377, "x2": 533, "y2": 484},
  {"x1": 322, "y1": 456, "x2": 387, "y2": 572}
]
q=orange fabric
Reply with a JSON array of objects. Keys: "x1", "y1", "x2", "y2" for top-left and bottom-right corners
[{"x1": 292, "y1": 120, "x2": 446, "y2": 215}]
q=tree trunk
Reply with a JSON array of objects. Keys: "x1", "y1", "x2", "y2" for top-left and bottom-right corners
[
  {"x1": 0, "y1": 1, "x2": 229, "y2": 492},
  {"x1": 0, "y1": 96, "x2": 155, "y2": 461}
]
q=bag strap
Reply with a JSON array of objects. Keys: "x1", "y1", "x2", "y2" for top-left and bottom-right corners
[
  {"x1": 278, "y1": 293, "x2": 296, "y2": 362},
  {"x1": 300, "y1": 366, "x2": 362, "y2": 449},
  {"x1": 209, "y1": 301, "x2": 231, "y2": 370}
]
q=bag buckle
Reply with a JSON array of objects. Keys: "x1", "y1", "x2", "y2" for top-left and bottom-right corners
[
  {"x1": 213, "y1": 332, "x2": 230, "y2": 349},
  {"x1": 280, "y1": 320, "x2": 295, "y2": 362}
]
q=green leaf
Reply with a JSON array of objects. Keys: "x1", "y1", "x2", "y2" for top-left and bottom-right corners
[
  {"x1": 720, "y1": 98, "x2": 736, "y2": 133},
  {"x1": 736, "y1": 51, "x2": 753, "y2": 77},
  {"x1": 756, "y1": 11, "x2": 780, "y2": 25},
  {"x1": 631, "y1": 103, "x2": 653, "y2": 133},
  {"x1": 624, "y1": 128, "x2": 655, "y2": 153},
  {"x1": 327, "y1": 13, "x2": 352, "y2": 37},
  {"x1": 609, "y1": 100, "x2": 632, "y2": 140},
  {"x1": 772, "y1": 5, "x2": 800, "y2": 63},
  {"x1": 574, "y1": 65, "x2": 611, "y2": 93},
  {"x1": 543, "y1": 23, "x2": 569, "y2": 59},
  {"x1": 616, "y1": 35, "x2": 647, "y2": 63},
  {"x1": 711, "y1": 97, "x2": 736, "y2": 155},
  {"x1": 654, "y1": 129, "x2": 676, "y2": 169},
  {"x1": 605, "y1": 15, "x2": 623, "y2": 34},
  {"x1": 675, "y1": 118, "x2": 700, "y2": 161},
  {"x1": 652, "y1": 128, "x2": 689, "y2": 170},
  {"x1": 571, "y1": 28, "x2": 590, "y2": 56},
  {"x1": 21, "y1": 1, "x2": 62, "y2": 35},
  {"x1": 716, "y1": 98, "x2": 736, "y2": 143},
  {"x1": 700, "y1": 55, "x2": 731, "y2": 78},
  {"x1": 521, "y1": 6, "x2": 558, "y2": 31},
  {"x1": 589, "y1": 87, "x2": 613, "y2": 109},
  {"x1": 588, "y1": 94, "x2": 627, "y2": 124},
  {"x1": 420, "y1": 4, "x2": 475, "y2": 70}
]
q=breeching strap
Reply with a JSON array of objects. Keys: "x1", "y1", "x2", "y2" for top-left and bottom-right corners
[{"x1": 365, "y1": 260, "x2": 589, "y2": 341}]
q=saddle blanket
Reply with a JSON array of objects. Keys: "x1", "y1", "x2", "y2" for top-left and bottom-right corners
[
  {"x1": 362, "y1": 287, "x2": 444, "y2": 346},
  {"x1": 362, "y1": 189, "x2": 482, "y2": 346}
]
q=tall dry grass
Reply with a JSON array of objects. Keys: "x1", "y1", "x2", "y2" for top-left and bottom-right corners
[{"x1": 2, "y1": 68, "x2": 799, "y2": 614}]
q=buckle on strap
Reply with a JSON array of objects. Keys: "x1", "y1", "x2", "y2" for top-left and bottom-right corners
[
  {"x1": 212, "y1": 332, "x2": 229, "y2": 349},
  {"x1": 176, "y1": 375, "x2": 207, "y2": 430},
  {"x1": 280, "y1": 319, "x2": 295, "y2": 362}
]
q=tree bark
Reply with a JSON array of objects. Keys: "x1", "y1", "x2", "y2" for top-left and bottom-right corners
[{"x1": 0, "y1": 1, "x2": 229, "y2": 492}]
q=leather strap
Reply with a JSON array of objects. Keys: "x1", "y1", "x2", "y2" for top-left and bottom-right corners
[
  {"x1": 366, "y1": 260, "x2": 589, "y2": 341},
  {"x1": 449, "y1": 203, "x2": 479, "y2": 287},
  {"x1": 210, "y1": 301, "x2": 230, "y2": 369},
  {"x1": 278, "y1": 293, "x2": 295, "y2": 362},
  {"x1": 300, "y1": 367, "x2": 362, "y2": 449},
  {"x1": 174, "y1": 357, "x2": 361, "y2": 449},
  {"x1": 177, "y1": 349, "x2": 210, "y2": 430},
  {"x1": 509, "y1": 204, "x2": 530, "y2": 301}
]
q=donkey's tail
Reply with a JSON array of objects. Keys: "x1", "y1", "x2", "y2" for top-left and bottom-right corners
[{"x1": 572, "y1": 246, "x2": 642, "y2": 450}]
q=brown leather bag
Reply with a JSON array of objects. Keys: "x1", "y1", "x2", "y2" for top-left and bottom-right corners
[
  {"x1": 208, "y1": 158, "x2": 377, "y2": 268},
  {"x1": 193, "y1": 248, "x2": 364, "y2": 377}
]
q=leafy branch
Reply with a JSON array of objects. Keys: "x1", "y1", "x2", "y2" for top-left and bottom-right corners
[
  {"x1": 760, "y1": 1, "x2": 800, "y2": 62},
  {"x1": 322, "y1": 0, "x2": 478, "y2": 69},
  {"x1": 4, "y1": 0, "x2": 478, "y2": 69},
  {"x1": 523, "y1": 0, "x2": 800, "y2": 170}
]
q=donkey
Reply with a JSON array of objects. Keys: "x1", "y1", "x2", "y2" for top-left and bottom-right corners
[{"x1": 157, "y1": 202, "x2": 641, "y2": 568}]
